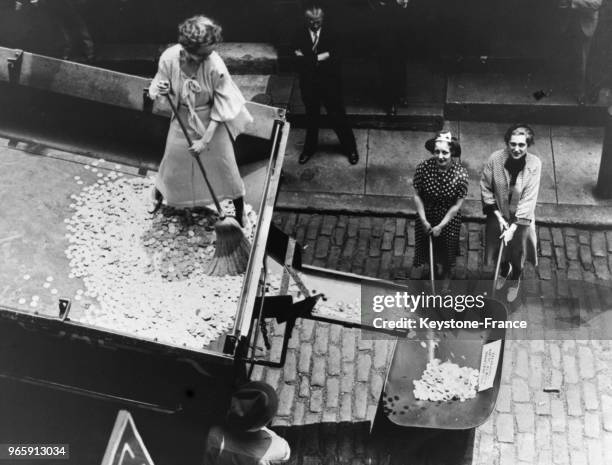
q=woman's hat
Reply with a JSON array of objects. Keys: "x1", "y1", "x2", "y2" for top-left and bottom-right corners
[
  {"x1": 425, "y1": 131, "x2": 461, "y2": 157},
  {"x1": 226, "y1": 381, "x2": 279, "y2": 432}
]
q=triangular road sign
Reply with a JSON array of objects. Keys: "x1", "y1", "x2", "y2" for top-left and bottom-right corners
[{"x1": 101, "y1": 410, "x2": 155, "y2": 465}]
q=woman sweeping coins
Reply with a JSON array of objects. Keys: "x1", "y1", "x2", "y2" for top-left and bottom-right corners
[{"x1": 147, "y1": 15, "x2": 253, "y2": 276}]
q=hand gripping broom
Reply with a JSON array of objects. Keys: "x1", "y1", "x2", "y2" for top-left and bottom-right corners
[{"x1": 165, "y1": 93, "x2": 250, "y2": 276}]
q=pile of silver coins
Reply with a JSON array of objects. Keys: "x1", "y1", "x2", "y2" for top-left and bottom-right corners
[
  {"x1": 412, "y1": 358, "x2": 479, "y2": 402},
  {"x1": 64, "y1": 174, "x2": 257, "y2": 349}
]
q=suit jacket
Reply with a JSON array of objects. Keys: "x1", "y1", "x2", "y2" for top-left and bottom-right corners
[{"x1": 291, "y1": 25, "x2": 341, "y2": 83}]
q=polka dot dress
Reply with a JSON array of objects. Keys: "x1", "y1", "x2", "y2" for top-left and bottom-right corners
[{"x1": 413, "y1": 158, "x2": 469, "y2": 269}]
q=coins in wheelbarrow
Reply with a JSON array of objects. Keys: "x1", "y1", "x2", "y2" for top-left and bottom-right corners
[
  {"x1": 64, "y1": 174, "x2": 258, "y2": 349},
  {"x1": 413, "y1": 359, "x2": 479, "y2": 402}
]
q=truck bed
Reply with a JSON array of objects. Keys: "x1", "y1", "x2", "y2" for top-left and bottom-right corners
[{"x1": 0, "y1": 125, "x2": 281, "y2": 357}]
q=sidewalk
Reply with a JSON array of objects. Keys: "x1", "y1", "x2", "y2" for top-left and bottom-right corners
[{"x1": 277, "y1": 123, "x2": 612, "y2": 226}]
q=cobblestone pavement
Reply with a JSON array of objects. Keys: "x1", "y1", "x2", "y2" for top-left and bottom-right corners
[{"x1": 250, "y1": 212, "x2": 612, "y2": 465}]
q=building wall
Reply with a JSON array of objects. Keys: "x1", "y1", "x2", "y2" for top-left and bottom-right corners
[{"x1": 0, "y1": 0, "x2": 602, "y2": 61}]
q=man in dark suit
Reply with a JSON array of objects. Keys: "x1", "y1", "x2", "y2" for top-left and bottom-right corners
[{"x1": 292, "y1": 3, "x2": 358, "y2": 165}]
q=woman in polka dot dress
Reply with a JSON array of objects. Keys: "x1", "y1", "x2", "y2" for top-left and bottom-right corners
[{"x1": 413, "y1": 132, "x2": 468, "y2": 291}]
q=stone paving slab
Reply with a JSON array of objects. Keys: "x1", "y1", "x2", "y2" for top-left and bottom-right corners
[
  {"x1": 551, "y1": 126, "x2": 605, "y2": 140},
  {"x1": 445, "y1": 72, "x2": 607, "y2": 126},
  {"x1": 365, "y1": 129, "x2": 429, "y2": 197},
  {"x1": 448, "y1": 73, "x2": 579, "y2": 106},
  {"x1": 281, "y1": 129, "x2": 368, "y2": 195},
  {"x1": 552, "y1": 134, "x2": 607, "y2": 206}
]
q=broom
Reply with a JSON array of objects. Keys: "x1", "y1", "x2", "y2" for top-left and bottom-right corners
[{"x1": 165, "y1": 93, "x2": 250, "y2": 276}]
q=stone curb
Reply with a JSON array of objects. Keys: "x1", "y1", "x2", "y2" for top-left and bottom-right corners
[{"x1": 276, "y1": 191, "x2": 612, "y2": 228}]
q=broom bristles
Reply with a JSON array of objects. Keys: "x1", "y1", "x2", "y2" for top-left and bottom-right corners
[{"x1": 206, "y1": 216, "x2": 251, "y2": 276}]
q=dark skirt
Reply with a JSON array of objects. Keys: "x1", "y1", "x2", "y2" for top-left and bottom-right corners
[{"x1": 413, "y1": 212, "x2": 462, "y2": 269}]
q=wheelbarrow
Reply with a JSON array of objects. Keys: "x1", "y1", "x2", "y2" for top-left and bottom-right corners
[{"x1": 380, "y1": 236, "x2": 508, "y2": 429}]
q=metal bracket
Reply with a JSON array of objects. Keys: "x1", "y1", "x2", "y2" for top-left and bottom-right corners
[
  {"x1": 223, "y1": 334, "x2": 238, "y2": 355},
  {"x1": 265, "y1": 224, "x2": 302, "y2": 270},
  {"x1": 242, "y1": 296, "x2": 319, "y2": 368},
  {"x1": 142, "y1": 87, "x2": 153, "y2": 113},
  {"x1": 7, "y1": 49, "x2": 24, "y2": 84},
  {"x1": 58, "y1": 298, "x2": 71, "y2": 322}
]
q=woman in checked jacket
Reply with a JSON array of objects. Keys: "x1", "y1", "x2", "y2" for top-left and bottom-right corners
[{"x1": 480, "y1": 124, "x2": 542, "y2": 303}]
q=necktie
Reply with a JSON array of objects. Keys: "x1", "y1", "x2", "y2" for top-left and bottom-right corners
[{"x1": 311, "y1": 30, "x2": 319, "y2": 53}]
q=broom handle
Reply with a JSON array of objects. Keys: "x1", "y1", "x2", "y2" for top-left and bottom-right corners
[
  {"x1": 165, "y1": 93, "x2": 224, "y2": 216},
  {"x1": 427, "y1": 233, "x2": 435, "y2": 362},
  {"x1": 492, "y1": 238, "x2": 505, "y2": 297},
  {"x1": 428, "y1": 233, "x2": 436, "y2": 295}
]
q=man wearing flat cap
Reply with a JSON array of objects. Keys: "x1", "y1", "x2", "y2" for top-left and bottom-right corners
[{"x1": 203, "y1": 381, "x2": 290, "y2": 465}]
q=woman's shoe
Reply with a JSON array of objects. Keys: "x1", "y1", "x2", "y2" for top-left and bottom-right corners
[
  {"x1": 241, "y1": 212, "x2": 251, "y2": 231},
  {"x1": 506, "y1": 276, "x2": 521, "y2": 303},
  {"x1": 148, "y1": 188, "x2": 163, "y2": 214},
  {"x1": 496, "y1": 263, "x2": 512, "y2": 290}
]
